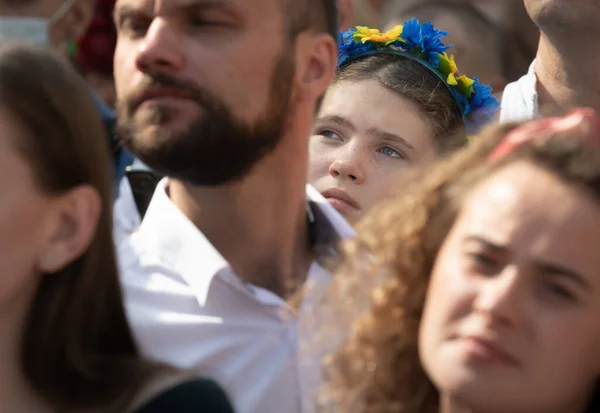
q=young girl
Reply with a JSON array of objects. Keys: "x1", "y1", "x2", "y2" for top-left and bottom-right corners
[
  {"x1": 0, "y1": 42, "x2": 234, "y2": 412},
  {"x1": 316, "y1": 109, "x2": 600, "y2": 413},
  {"x1": 308, "y1": 19, "x2": 498, "y2": 223}
]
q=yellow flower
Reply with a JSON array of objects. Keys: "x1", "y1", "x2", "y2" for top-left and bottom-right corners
[
  {"x1": 353, "y1": 25, "x2": 404, "y2": 45},
  {"x1": 438, "y1": 52, "x2": 458, "y2": 85},
  {"x1": 456, "y1": 75, "x2": 475, "y2": 97}
]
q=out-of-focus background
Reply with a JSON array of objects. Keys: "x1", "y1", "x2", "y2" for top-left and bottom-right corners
[
  {"x1": 76, "y1": 0, "x2": 539, "y2": 105},
  {"x1": 348, "y1": 0, "x2": 538, "y2": 92}
]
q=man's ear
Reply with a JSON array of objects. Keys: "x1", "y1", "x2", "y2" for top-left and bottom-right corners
[
  {"x1": 67, "y1": 0, "x2": 98, "y2": 41},
  {"x1": 36, "y1": 185, "x2": 102, "y2": 274},
  {"x1": 293, "y1": 33, "x2": 337, "y2": 103}
]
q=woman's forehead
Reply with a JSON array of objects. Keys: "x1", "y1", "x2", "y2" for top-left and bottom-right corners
[{"x1": 452, "y1": 161, "x2": 600, "y2": 269}]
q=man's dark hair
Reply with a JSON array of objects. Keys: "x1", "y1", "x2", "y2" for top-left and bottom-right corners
[{"x1": 287, "y1": 0, "x2": 338, "y2": 41}]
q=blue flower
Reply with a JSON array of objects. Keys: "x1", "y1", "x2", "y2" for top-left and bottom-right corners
[
  {"x1": 463, "y1": 77, "x2": 500, "y2": 133},
  {"x1": 400, "y1": 18, "x2": 424, "y2": 51},
  {"x1": 337, "y1": 29, "x2": 376, "y2": 67},
  {"x1": 452, "y1": 90, "x2": 471, "y2": 117},
  {"x1": 335, "y1": 21, "x2": 500, "y2": 138},
  {"x1": 470, "y1": 78, "x2": 493, "y2": 107},
  {"x1": 427, "y1": 51, "x2": 441, "y2": 68},
  {"x1": 421, "y1": 22, "x2": 450, "y2": 54}
]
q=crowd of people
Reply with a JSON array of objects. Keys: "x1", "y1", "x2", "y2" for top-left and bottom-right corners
[{"x1": 2, "y1": 0, "x2": 600, "y2": 412}]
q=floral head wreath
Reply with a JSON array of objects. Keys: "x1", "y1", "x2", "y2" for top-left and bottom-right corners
[{"x1": 337, "y1": 19, "x2": 500, "y2": 136}]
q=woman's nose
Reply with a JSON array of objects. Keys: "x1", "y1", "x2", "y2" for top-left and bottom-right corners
[{"x1": 328, "y1": 148, "x2": 366, "y2": 184}]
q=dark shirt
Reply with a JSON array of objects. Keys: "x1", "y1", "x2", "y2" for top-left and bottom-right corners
[{"x1": 134, "y1": 378, "x2": 235, "y2": 413}]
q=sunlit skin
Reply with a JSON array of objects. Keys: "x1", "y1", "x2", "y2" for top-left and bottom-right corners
[
  {"x1": 420, "y1": 162, "x2": 600, "y2": 413},
  {"x1": 113, "y1": 0, "x2": 290, "y2": 146},
  {"x1": 309, "y1": 79, "x2": 436, "y2": 223}
]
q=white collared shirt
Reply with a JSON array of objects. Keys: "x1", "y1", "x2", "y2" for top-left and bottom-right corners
[
  {"x1": 500, "y1": 60, "x2": 539, "y2": 123},
  {"x1": 118, "y1": 179, "x2": 354, "y2": 413}
]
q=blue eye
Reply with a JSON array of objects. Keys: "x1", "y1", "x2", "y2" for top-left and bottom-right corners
[
  {"x1": 377, "y1": 146, "x2": 404, "y2": 159},
  {"x1": 319, "y1": 129, "x2": 343, "y2": 141}
]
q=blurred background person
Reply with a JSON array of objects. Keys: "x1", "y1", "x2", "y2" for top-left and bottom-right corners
[
  {"x1": 382, "y1": 1, "x2": 533, "y2": 93},
  {"x1": 0, "y1": 0, "x2": 133, "y2": 193},
  {"x1": 0, "y1": 42, "x2": 234, "y2": 413},
  {"x1": 338, "y1": 0, "x2": 354, "y2": 30},
  {"x1": 73, "y1": 0, "x2": 117, "y2": 108},
  {"x1": 501, "y1": 0, "x2": 600, "y2": 122},
  {"x1": 377, "y1": 0, "x2": 539, "y2": 60},
  {"x1": 352, "y1": 0, "x2": 387, "y2": 27}
]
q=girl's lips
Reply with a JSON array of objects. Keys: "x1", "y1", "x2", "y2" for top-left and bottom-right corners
[{"x1": 321, "y1": 188, "x2": 361, "y2": 210}]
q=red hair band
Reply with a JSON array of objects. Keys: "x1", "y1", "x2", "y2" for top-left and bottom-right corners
[{"x1": 488, "y1": 108, "x2": 600, "y2": 161}]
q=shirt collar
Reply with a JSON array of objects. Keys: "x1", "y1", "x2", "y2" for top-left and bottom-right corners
[
  {"x1": 138, "y1": 178, "x2": 230, "y2": 303},
  {"x1": 499, "y1": 59, "x2": 538, "y2": 123},
  {"x1": 137, "y1": 179, "x2": 354, "y2": 301}
]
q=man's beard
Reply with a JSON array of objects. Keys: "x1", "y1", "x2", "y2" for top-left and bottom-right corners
[{"x1": 117, "y1": 51, "x2": 295, "y2": 186}]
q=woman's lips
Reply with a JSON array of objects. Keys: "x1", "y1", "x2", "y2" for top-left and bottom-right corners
[
  {"x1": 321, "y1": 188, "x2": 361, "y2": 213},
  {"x1": 459, "y1": 336, "x2": 521, "y2": 367}
]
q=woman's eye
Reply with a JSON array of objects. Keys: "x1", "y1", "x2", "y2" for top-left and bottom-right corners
[
  {"x1": 542, "y1": 282, "x2": 576, "y2": 302},
  {"x1": 377, "y1": 146, "x2": 405, "y2": 159},
  {"x1": 319, "y1": 129, "x2": 343, "y2": 141},
  {"x1": 466, "y1": 252, "x2": 499, "y2": 275}
]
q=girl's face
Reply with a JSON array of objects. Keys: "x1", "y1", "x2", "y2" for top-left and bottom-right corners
[
  {"x1": 420, "y1": 161, "x2": 600, "y2": 412},
  {"x1": 308, "y1": 79, "x2": 436, "y2": 223}
]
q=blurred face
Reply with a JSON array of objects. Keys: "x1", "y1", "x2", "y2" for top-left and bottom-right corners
[
  {"x1": 387, "y1": 13, "x2": 506, "y2": 92},
  {"x1": 523, "y1": 0, "x2": 600, "y2": 32},
  {"x1": 420, "y1": 162, "x2": 600, "y2": 412},
  {"x1": 308, "y1": 79, "x2": 435, "y2": 223},
  {"x1": 0, "y1": 0, "x2": 91, "y2": 53},
  {"x1": 113, "y1": 0, "x2": 296, "y2": 185},
  {"x1": 0, "y1": 108, "x2": 58, "y2": 308}
]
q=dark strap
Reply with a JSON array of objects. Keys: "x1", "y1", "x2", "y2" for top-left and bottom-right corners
[
  {"x1": 134, "y1": 378, "x2": 235, "y2": 413},
  {"x1": 126, "y1": 168, "x2": 163, "y2": 217},
  {"x1": 106, "y1": 118, "x2": 120, "y2": 157},
  {"x1": 307, "y1": 200, "x2": 343, "y2": 268}
]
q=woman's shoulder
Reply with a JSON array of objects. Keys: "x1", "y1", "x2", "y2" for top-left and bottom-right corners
[{"x1": 133, "y1": 378, "x2": 235, "y2": 413}]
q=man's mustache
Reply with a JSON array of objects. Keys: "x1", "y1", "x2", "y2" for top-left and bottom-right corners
[{"x1": 126, "y1": 73, "x2": 206, "y2": 111}]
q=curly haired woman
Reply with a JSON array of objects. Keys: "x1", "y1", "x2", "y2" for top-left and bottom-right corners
[{"x1": 313, "y1": 108, "x2": 600, "y2": 413}]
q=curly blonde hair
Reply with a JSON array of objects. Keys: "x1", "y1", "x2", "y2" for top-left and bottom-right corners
[{"x1": 310, "y1": 119, "x2": 600, "y2": 413}]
